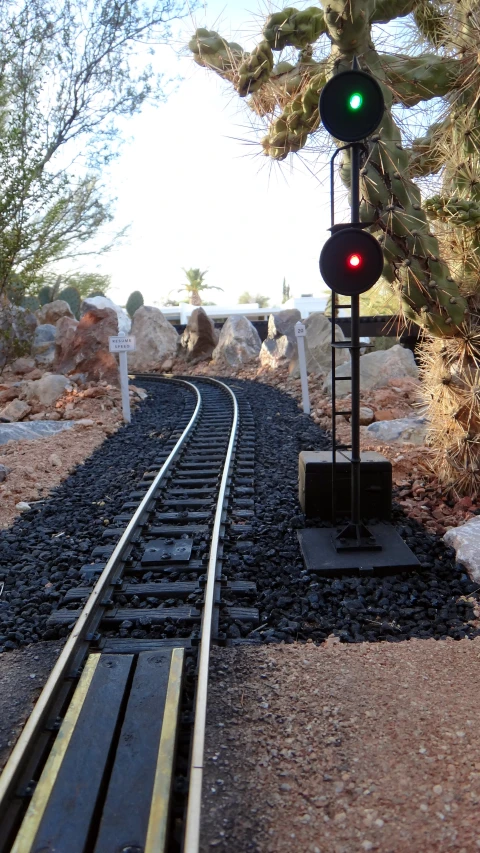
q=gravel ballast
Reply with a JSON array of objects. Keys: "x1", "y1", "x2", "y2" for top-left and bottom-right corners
[
  {"x1": 201, "y1": 642, "x2": 480, "y2": 853},
  {"x1": 0, "y1": 380, "x2": 193, "y2": 651},
  {"x1": 223, "y1": 379, "x2": 480, "y2": 645}
]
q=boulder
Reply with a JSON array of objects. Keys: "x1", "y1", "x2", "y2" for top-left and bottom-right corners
[
  {"x1": 289, "y1": 312, "x2": 349, "y2": 377},
  {"x1": 364, "y1": 415, "x2": 428, "y2": 445},
  {"x1": 54, "y1": 316, "x2": 79, "y2": 366},
  {"x1": 36, "y1": 299, "x2": 74, "y2": 325},
  {"x1": 0, "y1": 302, "x2": 37, "y2": 368},
  {"x1": 0, "y1": 399, "x2": 31, "y2": 422},
  {"x1": 81, "y1": 296, "x2": 131, "y2": 335},
  {"x1": 0, "y1": 420, "x2": 74, "y2": 445},
  {"x1": 24, "y1": 374, "x2": 73, "y2": 407},
  {"x1": 268, "y1": 308, "x2": 301, "y2": 338},
  {"x1": 55, "y1": 307, "x2": 119, "y2": 383},
  {"x1": 324, "y1": 344, "x2": 419, "y2": 397},
  {"x1": 444, "y1": 518, "x2": 480, "y2": 583},
  {"x1": 259, "y1": 335, "x2": 296, "y2": 369},
  {"x1": 212, "y1": 315, "x2": 261, "y2": 368},
  {"x1": 127, "y1": 307, "x2": 179, "y2": 372},
  {"x1": 11, "y1": 357, "x2": 36, "y2": 375},
  {"x1": 32, "y1": 324, "x2": 57, "y2": 368},
  {"x1": 180, "y1": 307, "x2": 218, "y2": 361}
]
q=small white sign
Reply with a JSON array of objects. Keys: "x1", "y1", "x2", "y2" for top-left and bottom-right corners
[
  {"x1": 109, "y1": 335, "x2": 136, "y2": 353},
  {"x1": 295, "y1": 322, "x2": 306, "y2": 338}
]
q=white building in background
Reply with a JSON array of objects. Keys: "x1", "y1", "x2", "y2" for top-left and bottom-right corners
[{"x1": 160, "y1": 295, "x2": 329, "y2": 324}]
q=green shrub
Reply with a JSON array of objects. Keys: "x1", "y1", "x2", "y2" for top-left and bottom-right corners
[
  {"x1": 58, "y1": 285, "x2": 81, "y2": 319},
  {"x1": 126, "y1": 290, "x2": 144, "y2": 319}
]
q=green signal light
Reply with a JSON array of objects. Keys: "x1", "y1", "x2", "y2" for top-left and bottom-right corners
[{"x1": 349, "y1": 92, "x2": 363, "y2": 110}]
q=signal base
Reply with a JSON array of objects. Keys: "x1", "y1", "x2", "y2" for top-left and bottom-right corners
[{"x1": 297, "y1": 523, "x2": 420, "y2": 577}]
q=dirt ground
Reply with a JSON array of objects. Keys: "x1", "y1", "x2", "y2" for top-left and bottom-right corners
[
  {"x1": 201, "y1": 641, "x2": 480, "y2": 853},
  {"x1": 0, "y1": 641, "x2": 64, "y2": 772}
]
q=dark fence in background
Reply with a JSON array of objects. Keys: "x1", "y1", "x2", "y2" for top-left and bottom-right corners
[{"x1": 173, "y1": 316, "x2": 418, "y2": 352}]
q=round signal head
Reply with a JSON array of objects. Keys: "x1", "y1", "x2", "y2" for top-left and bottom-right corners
[
  {"x1": 319, "y1": 228, "x2": 384, "y2": 296},
  {"x1": 319, "y1": 70, "x2": 384, "y2": 143}
]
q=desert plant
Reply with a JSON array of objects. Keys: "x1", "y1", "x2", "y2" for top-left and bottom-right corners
[
  {"x1": 179, "y1": 268, "x2": 223, "y2": 305},
  {"x1": 126, "y1": 290, "x2": 145, "y2": 318},
  {"x1": 189, "y1": 1, "x2": 480, "y2": 495},
  {"x1": 58, "y1": 285, "x2": 81, "y2": 319}
]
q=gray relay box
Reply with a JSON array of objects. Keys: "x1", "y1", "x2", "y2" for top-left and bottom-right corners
[{"x1": 298, "y1": 450, "x2": 392, "y2": 521}]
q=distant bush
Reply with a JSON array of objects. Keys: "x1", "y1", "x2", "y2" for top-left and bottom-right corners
[
  {"x1": 58, "y1": 285, "x2": 81, "y2": 319},
  {"x1": 126, "y1": 290, "x2": 144, "y2": 319}
]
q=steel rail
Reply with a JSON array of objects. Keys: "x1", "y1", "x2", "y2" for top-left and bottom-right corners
[
  {"x1": 0, "y1": 378, "x2": 201, "y2": 812},
  {"x1": 184, "y1": 379, "x2": 239, "y2": 853}
]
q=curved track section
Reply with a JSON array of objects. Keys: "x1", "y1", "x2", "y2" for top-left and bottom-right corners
[{"x1": 0, "y1": 376, "x2": 248, "y2": 853}]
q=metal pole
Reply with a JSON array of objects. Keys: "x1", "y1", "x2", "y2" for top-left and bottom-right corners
[
  {"x1": 350, "y1": 143, "x2": 361, "y2": 528},
  {"x1": 295, "y1": 322, "x2": 310, "y2": 414},
  {"x1": 119, "y1": 350, "x2": 131, "y2": 423}
]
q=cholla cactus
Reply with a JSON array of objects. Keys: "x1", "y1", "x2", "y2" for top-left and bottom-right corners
[{"x1": 189, "y1": 0, "x2": 480, "y2": 495}]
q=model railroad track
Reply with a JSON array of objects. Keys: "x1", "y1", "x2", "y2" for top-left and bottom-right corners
[{"x1": 0, "y1": 375, "x2": 257, "y2": 853}]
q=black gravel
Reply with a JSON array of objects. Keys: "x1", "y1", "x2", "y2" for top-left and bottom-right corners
[
  {"x1": 222, "y1": 379, "x2": 480, "y2": 645},
  {"x1": 0, "y1": 376, "x2": 478, "y2": 653},
  {"x1": 0, "y1": 380, "x2": 193, "y2": 652}
]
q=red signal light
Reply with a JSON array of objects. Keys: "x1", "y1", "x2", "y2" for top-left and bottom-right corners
[{"x1": 347, "y1": 253, "x2": 362, "y2": 269}]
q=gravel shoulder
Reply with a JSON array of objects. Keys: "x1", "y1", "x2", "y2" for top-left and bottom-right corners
[
  {"x1": 202, "y1": 641, "x2": 480, "y2": 853},
  {"x1": 0, "y1": 641, "x2": 64, "y2": 772}
]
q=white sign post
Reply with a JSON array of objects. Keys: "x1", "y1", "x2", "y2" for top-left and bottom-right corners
[
  {"x1": 109, "y1": 335, "x2": 136, "y2": 423},
  {"x1": 295, "y1": 321, "x2": 310, "y2": 415}
]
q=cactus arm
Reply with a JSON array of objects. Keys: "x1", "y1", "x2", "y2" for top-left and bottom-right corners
[
  {"x1": 262, "y1": 7, "x2": 326, "y2": 50},
  {"x1": 188, "y1": 29, "x2": 244, "y2": 81},
  {"x1": 381, "y1": 53, "x2": 462, "y2": 106},
  {"x1": 412, "y1": 0, "x2": 448, "y2": 47},
  {"x1": 371, "y1": 0, "x2": 418, "y2": 23}
]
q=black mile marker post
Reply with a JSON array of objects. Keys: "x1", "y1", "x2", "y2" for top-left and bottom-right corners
[{"x1": 297, "y1": 59, "x2": 420, "y2": 576}]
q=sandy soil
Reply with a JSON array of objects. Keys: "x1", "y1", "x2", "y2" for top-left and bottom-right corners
[
  {"x1": 0, "y1": 641, "x2": 64, "y2": 772},
  {"x1": 201, "y1": 641, "x2": 480, "y2": 853},
  {"x1": 0, "y1": 384, "x2": 151, "y2": 529}
]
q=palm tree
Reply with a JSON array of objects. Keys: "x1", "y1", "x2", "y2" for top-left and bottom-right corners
[{"x1": 179, "y1": 268, "x2": 223, "y2": 306}]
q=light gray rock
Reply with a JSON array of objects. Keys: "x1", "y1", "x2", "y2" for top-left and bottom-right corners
[
  {"x1": 324, "y1": 344, "x2": 419, "y2": 397},
  {"x1": 359, "y1": 406, "x2": 375, "y2": 425},
  {"x1": 259, "y1": 309, "x2": 302, "y2": 369},
  {"x1": 365, "y1": 416, "x2": 428, "y2": 445},
  {"x1": 268, "y1": 308, "x2": 301, "y2": 338},
  {"x1": 36, "y1": 300, "x2": 74, "y2": 325},
  {"x1": 24, "y1": 374, "x2": 72, "y2": 407},
  {"x1": 259, "y1": 335, "x2": 296, "y2": 369},
  {"x1": 212, "y1": 315, "x2": 261, "y2": 367},
  {"x1": 127, "y1": 306, "x2": 179, "y2": 372},
  {"x1": 32, "y1": 323, "x2": 57, "y2": 368},
  {"x1": 0, "y1": 399, "x2": 31, "y2": 422},
  {"x1": 11, "y1": 357, "x2": 36, "y2": 375},
  {"x1": 0, "y1": 463, "x2": 10, "y2": 481},
  {"x1": 289, "y1": 312, "x2": 349, "y2": 378},
  {"x1": 81, "y1": 296, "x2": 131, "y2": 335},
  {"x1": 444, "y1": 518, "x2": 480, "y2": 583},
  {"x1": 0, "y1": 420, "x2": 74, "y2": 444}
]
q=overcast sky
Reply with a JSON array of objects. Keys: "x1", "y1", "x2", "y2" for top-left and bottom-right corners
[{"x1": 90, "y1": 0, "x2": 337, "y2": 309}]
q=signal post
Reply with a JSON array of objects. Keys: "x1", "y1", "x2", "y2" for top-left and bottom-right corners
[{"x1": 297, "y1": 60, "x2": 419, "y2": 576}]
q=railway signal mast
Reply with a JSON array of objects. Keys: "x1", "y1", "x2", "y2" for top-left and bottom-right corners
[{"x1": 298, "y1": 59, "x2": 419, "y2": 575}]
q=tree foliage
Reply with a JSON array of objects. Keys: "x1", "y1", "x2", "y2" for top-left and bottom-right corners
[
  {"x1": 238, "y1": 291, "x2": 270, "y2": 308},
  {"x1": 0, "y1": 0, "x2": 185, "y2": 297}
]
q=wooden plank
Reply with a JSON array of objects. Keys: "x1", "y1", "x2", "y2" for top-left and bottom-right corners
[
  {"x1": 12, "y1": 654, "x2": 133, "y2": 853},
  {"x1": 94, "y1": 649, "x2": 184, "y2": 853}
]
